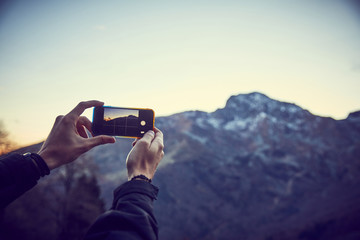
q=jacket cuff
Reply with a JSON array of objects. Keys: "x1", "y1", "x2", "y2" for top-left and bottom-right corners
[{"x1": 112, "y1": 180, "x2": 159, "y2": 208}]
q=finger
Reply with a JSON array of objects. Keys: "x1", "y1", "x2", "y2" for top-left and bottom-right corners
[
  {"x1": 85, "y1": 135, "x2": 116, "y2": 150},
  {"x1": 77, "y1": 125, "x2": 88, "y2": 138},
  {"x1": 68, "y1": 100, "x2": 104, "y2": 118},
  {"x1": 76, "y1": 116, "x2": 91, "y2": 138},
  {"x1": 153, "y1": 127, "x2": 162, "y2": 135},
  {"x1": 153, "y1": 127, "x2": 163, "y2": 141},
  {"x1": 138, "y1": 130, "x2": 155, "y2": 145},
  {"x1": 78, "y1": 116, "x2": 93, "y2": 135},
  {"x1": 151, "y1": 128, "x2": 164, "y2": 150},
  {"x1": 132, "y1": 138, "x2": 139, "y2": 147},
  {"x1": 54, "y1": 115, "x2": 64, "y2": 126}
]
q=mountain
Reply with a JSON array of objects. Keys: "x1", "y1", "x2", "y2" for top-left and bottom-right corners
[
  {"x1": 151, "y1": 92, "x2": 360, "y2": 240},
  {"x1": 2, "y1": 92, "x2": 360, "y2": 240}
]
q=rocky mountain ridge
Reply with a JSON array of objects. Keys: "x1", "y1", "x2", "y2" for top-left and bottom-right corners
[
  {"x1": 152, "y1": 92, "x2": 360, "y2": 239},
  {"x1": 2, "y1": 92, "x2": 360, "y2": 240}
]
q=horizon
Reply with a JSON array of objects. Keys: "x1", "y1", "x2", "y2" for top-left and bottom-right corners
[
  {"x1": 1, "y1": 0, "x2": 359, "y2": 146},
  {"x1": 5, "y1": 91, "x2": 360, "y2": 149}
]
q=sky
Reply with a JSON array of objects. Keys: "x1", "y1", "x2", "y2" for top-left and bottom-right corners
[{"x1": 0, "y1": 0, "x2": 359, "y2": 147}]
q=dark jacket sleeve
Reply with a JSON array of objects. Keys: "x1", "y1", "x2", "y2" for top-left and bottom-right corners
[
  {"x1": 0, "y1": 153, "x2": 43, "y2": 209},
  {"x1": 85, "y1": 180, "x2": 159, "y2": 240}
]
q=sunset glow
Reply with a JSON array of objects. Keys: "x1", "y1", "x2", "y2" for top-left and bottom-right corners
[{"x1": 0, "y1": 0, "x2": 359, "y2": 146}]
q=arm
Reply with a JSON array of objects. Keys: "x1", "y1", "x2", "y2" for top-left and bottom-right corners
[
  {"x1": 85, "y1": 181, "x2": 159, "y2": 240},
  {"x1": 0, "y1": 153, "x2": 47, "y2": 208},
  {"x1": 0, "y1": 101, "x2": 115, "y2": 209},
  {"x1": 85, "y1": 129, "x2": 164, "y2": 240}
]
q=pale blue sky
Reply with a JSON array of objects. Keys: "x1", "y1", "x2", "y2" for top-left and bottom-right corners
[{"x1": 0, "y1": 0, "x2": 359, "y2": 146}]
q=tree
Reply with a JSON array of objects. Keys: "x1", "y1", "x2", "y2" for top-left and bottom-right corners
[
  {"x1": 0, "y1": 120, "x2": 17, "y2": 155},
  {"x1": 59, "y1": 174, "x2": 105, "y2": 240},
  {"x1": 0, "y1": 153, "x2": 105, "y2": 240}
]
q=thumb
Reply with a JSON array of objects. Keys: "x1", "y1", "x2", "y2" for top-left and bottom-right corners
[
  {"x1": 139, "y1": 130, "x2": 155, "y2": 144},
  {"x1": 86, "y1": 135, "x2": 116, "y2": 149}
]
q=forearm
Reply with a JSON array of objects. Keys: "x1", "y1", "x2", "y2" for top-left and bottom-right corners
[
  {"x1": 0, "y1": 153, "x2": 49, "y2": 208},
  {"x1": 85, "y1": 180, "x2": 159, "y2": 240}
]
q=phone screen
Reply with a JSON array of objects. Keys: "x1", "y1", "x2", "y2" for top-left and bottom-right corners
[{"x1": 92, "y1": 106, "x2": 154, "y2": 138}]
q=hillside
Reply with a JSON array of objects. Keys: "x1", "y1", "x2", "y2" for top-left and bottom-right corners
[{"x1": 1, "y1": 92, "x2": 360, "y2": 240}]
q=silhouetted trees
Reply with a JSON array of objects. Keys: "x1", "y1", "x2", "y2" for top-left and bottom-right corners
[
  {"x1": 0, "y1": 120, "x2": 17, "y2": 155},
  {"x1": 0, "y1": 154, "x2": 105, "y2": 240}
]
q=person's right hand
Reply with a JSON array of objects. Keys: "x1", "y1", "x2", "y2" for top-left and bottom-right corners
[
  {"x1": 126, "y1": 128, "x2": 164, "y2": 181},
  {"x1": 38, "y1": 101, "x2": 116, "y2": 170}
]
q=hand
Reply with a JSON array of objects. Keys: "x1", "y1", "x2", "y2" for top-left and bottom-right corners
[
  {"x1": 38, "y1": 100, "x2": 116, "y2": 170},
  {"x1": 126, "y1": 128, "x2": 164, "y2": 181}
]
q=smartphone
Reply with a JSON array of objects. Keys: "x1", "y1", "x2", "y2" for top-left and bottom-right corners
[{"x1": 92, "y1": 106, "x2": 155, "y2": 138}]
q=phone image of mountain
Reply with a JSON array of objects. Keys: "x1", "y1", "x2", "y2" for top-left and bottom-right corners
[{"x1": 103, "y1": 115, "x2": 139, "y2": 136}]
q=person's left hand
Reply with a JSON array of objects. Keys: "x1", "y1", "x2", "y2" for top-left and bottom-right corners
[
  {"x1": 38, "y1": 100, "x2": 116, "y2": 170},
  {"x1": 126, "y1": 128, "x2": 164, "y2": 181}
]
